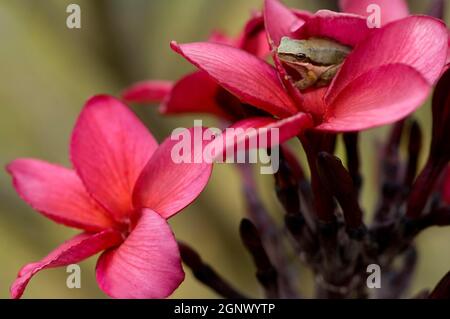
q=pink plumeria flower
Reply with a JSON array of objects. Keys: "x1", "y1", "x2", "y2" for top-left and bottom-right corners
[
  {"x1": 122, "y1": 9, "x2": 314, "y2": 148},
  {"x1": 170, "y1": 0, "x2": 448, "y2": 135},
  {"x1": 7, "y1": 95, "x2": 212, "y2": 299}
]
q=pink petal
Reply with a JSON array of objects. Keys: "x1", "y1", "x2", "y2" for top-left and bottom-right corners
[
  {"x1": 96, "y1": 209, "x2": 184, "y2": 299},
  {"x1": 7, "y1": 159, "x2": 115, "y2": 232},
  {"x1": 133, "y1": 128, "x2": 212, "y2": 219},
  {"x1": 121, "y1": 81, "x2": 173, "y2": 104},
  {"x1": 171, "y1": 41, "x2": 298, "y2": 118},
  {"x1": 209, "y1": 113, "x2": 313, "y2": 162},
  {"x1": 11, "y1": 229, "x2": 122, "y2": 299},
  {"x1": 302, "y1": 87, "x2": 328, "y2": 120},
  {"x1": 273, "y1": 53, "x2": 304, "y2": 109},
  {"x1": 161, "y1": 71, "x2": 230, "y2": 119},
  {"x1": 339, "y1": 0, "x2": 409, "y2": 25},
  {"x1": 447, "y1": 34, "x2": 450, "y2": 66},
  {"x1": 230, "y1": 113, "x2": 313, "y2": 146},
  {"x1": 237, "y1": 13, "x2": 271, "y2": 58},
  {"x1": 71, "y1": 95, "x2": 158, "y2": 222},
  {"x1": 317, "y1": 64, "x2": 430, "y2": 132},
  {"x1": 295, "y1": 10, "x2": 372, "y2": 47},
  {"x1": 264, "y1": 0, "x2": 305, "y2": 47},
  {"x1": 326, "y1": 16, "x2": 448, "y2": 104}
]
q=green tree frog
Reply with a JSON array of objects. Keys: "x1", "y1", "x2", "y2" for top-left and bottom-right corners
[{"x1": 277, "y1": 36, "x2": 351, "y2": 90}]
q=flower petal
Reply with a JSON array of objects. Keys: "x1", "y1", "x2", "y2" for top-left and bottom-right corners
[
  {"x1": 229, "y1": 113, "x2": 313, "y2": 147},
  {"x1": 339, "y1": 0, "x2": 409, "y2": 25},
  {"x1": 133, "y1": 127, "x2": 212, "y2": 219},
  {"x1": 264, "y1": 0, "x2": 305, "y2": 47},
  {"x1": 11, "y1": 229, "x2": 122, "y2": 299},
  {"x1": 326, "y1": 16, "x2": 448, "y2": 104},
  {"x1": 122, "y1": 81, "x2": 173, "y2": 104},
  {"x1": 71, "y1": 95, "x2": 158, "y2": 222},
  {"x1": 161, "y1": 71, "x2": 230, "y2": 119},
  {"x1": 447, "y1": 34, "x2": 450, "y2": 66},
  {"x1": 209, "y1": 112, "x2": 313, "y2": 162},
  {"x1": 318, "y1": 64, "x2": 430, "y2": 132},
  {"x1": 272, "y1": 54, "x2": 304, "y2": 109},
  {"x1": 301, "y1": 87, "x2": 328, "y2": 119},
  {"x1": 95, "y1": 209, "x2": 184, "y2": 299},
  {"x1": 237, "y1": 13, "x2": 271, "y2": 58},
  {"x1": 7, "y1": 159, "x2": 114, "y2": 231},
  {"x1": 171, "y1": 41, "x2": 297, "y2": 118},
  {"x1": 295, "y1": 10, "x2": 372, "y2": 47}
]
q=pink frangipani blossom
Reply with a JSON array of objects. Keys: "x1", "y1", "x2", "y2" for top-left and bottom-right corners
[
  {"x1": 7, "y1": 95, "x2": 212, "y2": 299},
  {"x1": 170, "y1": 0, "x2": 448, "y2": 135}
]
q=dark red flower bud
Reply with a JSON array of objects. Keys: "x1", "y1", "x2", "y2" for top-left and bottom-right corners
[
  {"x1": 316, "y1": 152, "x2": 365, "y2": 237},
  {"x1": 404, "y1": 120, "x2": 423, "y2": 189},
  {"x1": 407, "y1": 69, "x2": 450, "y2": 219},
  {"x1": 240, "y1": 219, "x2": 279, "y2": 298},
  {"x1": 430, "y1": 68, "x2": 450, "y2": 161},
  {"x1": 429, "y1": 271, "x2": 450, "y2": 299},
  {"x1": 343, "y1": 133, "x2": 362, "y2": 194},
  {"x1": 428, "y1": 0, "x2": 445, "y2": 20}
]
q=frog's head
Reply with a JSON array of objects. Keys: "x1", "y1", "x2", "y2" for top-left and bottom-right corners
[{"x1": 277, "y1": 37, "x2": 310, "y2": 64}]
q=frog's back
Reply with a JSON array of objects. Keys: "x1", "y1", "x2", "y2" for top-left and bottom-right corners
[{"x1": 304, "y1": 37, "x2": 351, "y2": 65}]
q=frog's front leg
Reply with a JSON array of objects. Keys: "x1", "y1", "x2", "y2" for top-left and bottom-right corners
[
  {"x1": 293, "y1": 66, "x2": 318, "y2": 90},
  {"x1": 316, "y1": 64, "x2": 342, "y2": 87}
]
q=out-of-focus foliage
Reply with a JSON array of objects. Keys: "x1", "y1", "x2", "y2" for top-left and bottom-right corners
[{"x1": 0, "y1": 0, "x2": 448, "y2": 298}]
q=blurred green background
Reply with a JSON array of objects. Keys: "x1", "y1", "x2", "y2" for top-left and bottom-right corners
[{"x1": 0, "y1": 0, "x2": 448, "y2": 298}]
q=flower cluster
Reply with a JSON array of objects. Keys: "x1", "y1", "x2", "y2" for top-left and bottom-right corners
[{"x1": 8, "y1": 0, "x2": 450, "y2": 298}]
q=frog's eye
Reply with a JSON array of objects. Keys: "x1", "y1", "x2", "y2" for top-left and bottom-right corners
[{"x1": 295, "y1": 53, "x2": 307, "y2": 59}]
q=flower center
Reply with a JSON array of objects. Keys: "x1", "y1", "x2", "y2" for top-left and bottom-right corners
[{"x1": 116, "y1": 211, "x2": 141, "y2": 238}]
